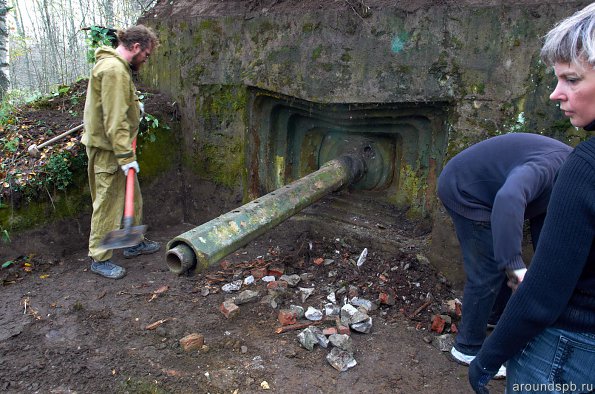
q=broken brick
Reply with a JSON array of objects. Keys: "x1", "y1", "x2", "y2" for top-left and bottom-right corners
[
  {"x1": 323, "y1": 327, "x2": 338, "y2": 336},
  {"x1": 312, "y1": 257, "x2": 324, "y2": 266},
  {"x1": 455, "y1": 302, "x2": 462, "y2": 318},
  {"x1": 379, "y1": 291, "x2": 396, "y2": 306},
  {"x1": 179, "y1": 333, "x2": 205, "y2": 352},
  {"x1": 251, "y1": 267, "x2": 267, "y2": 280},
  {"x1": 431, "y1": 314, "x2": 446, "y2": 334},
  {"x1": 450, "y1": 323, "x2": 458, "y2": 333},
  {"x1": 278, "y1": 309, "x2": 298, "y2": 326},
  {"x1": 337, "y1": 325, "x2": 351, "y2": 335},
  {"x1": 267, "y1": 265, "x2": 285, "y2": 277},
  {"x1": 220, "y1": 300, "x2": 240, "y2": 319}
]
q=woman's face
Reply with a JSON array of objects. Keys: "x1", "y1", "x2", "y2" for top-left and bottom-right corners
[{"x1": 550, "y1": 60, "x2": 595, "y2": 127}]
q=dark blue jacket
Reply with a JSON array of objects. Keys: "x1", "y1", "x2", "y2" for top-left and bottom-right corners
[{"x1": 438, "y1": 133, "x2": 572, "y2": 270}]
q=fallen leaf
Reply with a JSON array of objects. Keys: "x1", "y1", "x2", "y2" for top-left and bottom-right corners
[{"x1": 39, "y1": 274, "x2": 50, "y2": 279}]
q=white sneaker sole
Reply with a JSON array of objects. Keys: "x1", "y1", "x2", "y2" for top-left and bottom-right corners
[{"x1": 449, "y1": 347, "x2": 506, "y2": 379}]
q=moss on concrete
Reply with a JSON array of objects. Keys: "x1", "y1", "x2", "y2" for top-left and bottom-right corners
[
  {"x1": 137, "y1": 127, "x2": 178, "y2": 181},
  {"x1": 395, "y1": 164, "x2": 427, "y2": 218},
  {"x1": 191, "y1": 85, "x2": 248, "y2": 188}
]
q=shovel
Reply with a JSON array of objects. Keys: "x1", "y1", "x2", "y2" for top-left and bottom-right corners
[
  {"x1": 27, "y1": 123, "x2": 84, "y2": 157},
  {"x1": 99, "y1": 139, "x2": 146, "y2": 250}
]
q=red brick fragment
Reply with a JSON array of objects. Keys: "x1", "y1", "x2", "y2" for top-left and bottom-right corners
[
  {"x1": 379, "y1": 291, "x2": 396, "y2": 306},
  {"x1": 220, "y1": 300, "x2": 240, "y2": 319},
  {"x1": 267, "y1": 265, "x2": 285, "y2": 277},
  {"x1": 431, "y1": 314, "x2": 446, "y2": 334},
  {"x1": 278, "y1": 309, "x2": 297, "y2": 326},
  {"x1": 455, "y1": 302, "x2": 462, "y2": 318},
  {"x1": 267, "y1": 280, "x2": 288, "y2": 290},
  {"x1": 312, "y1": 257, "x2": 324, "y2": 266},
  {"x1": 323, "y1": 327, "x2": 338, "y2": 336},
  {"x1": 179, "y1": 333, "x2": 204, "y2": 352},
  {"x1": 450, "y1": 323, "x2": 458, "y2": 333},
  {"x1": 251, "y1": 267, "x2": 267, "y2": 280},
  {"x1": 337, "y1": 325, "x2": 351, "y2": 335}
]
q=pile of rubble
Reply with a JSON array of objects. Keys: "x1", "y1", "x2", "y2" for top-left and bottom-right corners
[
  {"x1": 216, "y1": 267, "x2": 380, "y2": 372},
  {"x1": 193, "y1": 238, "x2": 462, "y2": 372}
]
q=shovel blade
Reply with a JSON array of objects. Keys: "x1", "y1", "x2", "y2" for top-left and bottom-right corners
[{"x1": 99, "y1": 225, "x2": 148, "y2": 250}]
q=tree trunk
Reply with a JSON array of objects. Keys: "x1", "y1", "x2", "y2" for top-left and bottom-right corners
[{"x1": 0, "y1": 0, "x2": 10, "y2": 99}]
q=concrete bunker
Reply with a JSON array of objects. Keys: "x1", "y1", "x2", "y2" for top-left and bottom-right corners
[{"x1": 137, "y1": 1, "x2": 585, "y2": 285}]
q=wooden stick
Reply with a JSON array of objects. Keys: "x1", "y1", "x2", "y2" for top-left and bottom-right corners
[
  {"x1": 275, "y1": 320, "x2": 322, "y2": 334},
  {"x1": 409, "y1": 297, "x2": 433, "y2": 318}
]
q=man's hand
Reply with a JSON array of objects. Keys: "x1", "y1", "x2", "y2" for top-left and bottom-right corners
[
  {"x1": 121, "y1": 161, "x2": 140, "y2": 176},
  {"x1": 468, "y1": 359, "x2": 493, "y2": 394},
  {"x1": 506, "y1": 268, "x2": 527, "y2": 291}
]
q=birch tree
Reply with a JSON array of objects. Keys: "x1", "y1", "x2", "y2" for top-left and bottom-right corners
[
  {"x1": 0, "y1": 1, "x2": 10, "y2": 99},
  {"x1": 9, "y1": 0, "x2": 157, "y2": 96}
]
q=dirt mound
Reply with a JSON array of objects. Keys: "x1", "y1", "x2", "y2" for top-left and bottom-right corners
[{"x1": 0, "y1": 78, "x2": 176, "y2": 209}]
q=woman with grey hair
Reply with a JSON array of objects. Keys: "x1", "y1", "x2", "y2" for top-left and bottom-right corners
[{"x1": 468, "y1": 3, "x2": 595, "y2": 393}]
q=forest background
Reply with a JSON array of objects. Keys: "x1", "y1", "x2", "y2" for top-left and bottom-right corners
[{"x1": 1, "y1": 0, "x2": 157, "y2": 104}]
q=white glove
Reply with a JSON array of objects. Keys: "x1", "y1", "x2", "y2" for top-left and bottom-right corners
[
  {"x1": 506, "y1": 268, "x2": 527, "y2": 291},
  {"x1": 121, "y1": 161, "x2": 140, "y2": 176}
]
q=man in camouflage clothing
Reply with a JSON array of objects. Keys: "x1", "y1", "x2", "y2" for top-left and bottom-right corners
[{"x1": 82, "y1": 25, "x2": 160, "y2": 279}]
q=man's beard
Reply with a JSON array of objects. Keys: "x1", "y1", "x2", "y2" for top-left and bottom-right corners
[{"x1": 130, "y1": 53, "x2": 143, "y2": 71}]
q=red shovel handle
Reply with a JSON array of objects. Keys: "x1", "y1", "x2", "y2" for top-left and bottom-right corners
[{"x1": 123, "y1": 138, "x2": 137, "y2": 221}]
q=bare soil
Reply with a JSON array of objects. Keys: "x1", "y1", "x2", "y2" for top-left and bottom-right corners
[{"x1": 0, "y1": 203, "x2": 505, "y2": 393}]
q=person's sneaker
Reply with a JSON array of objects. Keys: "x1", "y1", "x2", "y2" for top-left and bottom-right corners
[
  {"x1": 90, "y1": 259, "x2": 126, "y2": 279},
  {"x1": 449, "y1": 347, "x2": 507, "y2": 379},
  {"x1": 123, "y1": 239, "x2": 161, "y2": 258}
]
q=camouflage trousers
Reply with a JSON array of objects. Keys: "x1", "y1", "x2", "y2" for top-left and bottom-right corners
[{"x1": 86, "y1": 146, "x2": 143, "y2": 262}]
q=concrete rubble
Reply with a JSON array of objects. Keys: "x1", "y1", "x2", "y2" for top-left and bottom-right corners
[
  {"x1": 221, "y1": 280, "x2": 243, "y2": 293},
  {"x1": 298, "y1": 287, "x2": 314, "y2": 302},
  {"x1": 210, "y1": 249, "x2": 457, "y2": 374},
  {"x1": 326, "y1": 348, "x2": 357, "y2": 372},
  {"x1": 304, "y1": 306, "x2": 323, "y2": 321},
  {"x1": 234, "y1": 290, "x2": 260, "y2": 305},
  {"x1": 279, "y1": 274, "x2": 301, "y2": 287}
]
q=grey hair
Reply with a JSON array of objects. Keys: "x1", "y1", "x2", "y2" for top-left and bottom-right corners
[{"x1": 541, "y1": 3, "x2": 595, "y2": 67}]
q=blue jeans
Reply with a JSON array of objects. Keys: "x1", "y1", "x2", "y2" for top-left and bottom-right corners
[
  {"x1": 448, "y1": 209, "x2": 511, "y2": 355},
  {"x1": 507, "y1": 327, "x2": 595, "y2": 393}
]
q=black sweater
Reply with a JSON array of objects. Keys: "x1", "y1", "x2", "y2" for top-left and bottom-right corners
[{"x1": 473, "y1": 137, "x2": 595, "y2": 373}]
